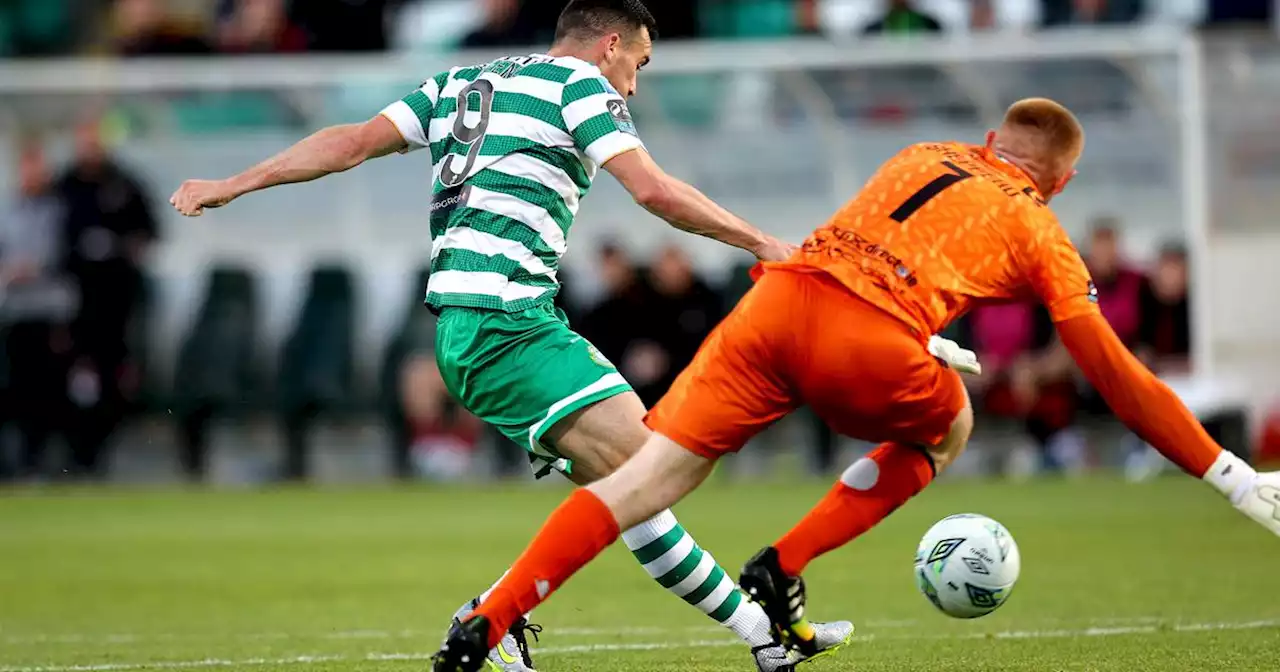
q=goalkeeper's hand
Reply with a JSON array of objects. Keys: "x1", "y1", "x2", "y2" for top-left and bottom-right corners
[{"x1": 928, "y1": 335, "x2": 982, "y2": 376}]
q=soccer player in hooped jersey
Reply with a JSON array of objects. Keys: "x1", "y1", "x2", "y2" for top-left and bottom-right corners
[
  {"x1": 431, "y1": 98, "x2": 1280, "y2": 671},
  {"x1": 171, "y1": 1, "x2": 855, "y2": 671}
]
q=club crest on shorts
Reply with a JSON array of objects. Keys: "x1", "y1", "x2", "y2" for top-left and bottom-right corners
[{"x1": 587, "y1": 344, "x2": 614, "y2": 369}]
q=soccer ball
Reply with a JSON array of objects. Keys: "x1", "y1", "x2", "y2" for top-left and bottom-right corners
[{"x1": 914, "y1": 513, "x2": 1020, "y2": 619}]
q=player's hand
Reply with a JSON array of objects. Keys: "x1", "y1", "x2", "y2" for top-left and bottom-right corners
[
  {"x1": 752, "y1": 236, "x2": 799, "y2": 262},
  {"x1": 928, "y1": 335, "x2": 982, "y2": 376},
  {"x1": 170, "y1": 179, "x2": 237, "y2": 217}
]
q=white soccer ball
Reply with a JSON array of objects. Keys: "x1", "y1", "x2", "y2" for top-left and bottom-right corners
[{"x1": 914, "y1": 513, "x2": 1020, "y2": 619}]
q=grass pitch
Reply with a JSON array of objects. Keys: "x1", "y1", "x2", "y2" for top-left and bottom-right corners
[{"x1": 2, "y1": 476, "x2": 1278, "y2": 671}]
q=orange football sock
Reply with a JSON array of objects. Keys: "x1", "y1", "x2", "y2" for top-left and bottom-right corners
[
  {"x1": 472, "y1": 489, "x2": 620, "y2": 647},
  {"x1": 775, "y1": 443, "x2": 935, "y2": 576}
]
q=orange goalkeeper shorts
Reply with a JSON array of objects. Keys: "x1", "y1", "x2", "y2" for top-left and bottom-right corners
[{"x1": 645, "y1": 267, "x2": 967, "y2": 459}]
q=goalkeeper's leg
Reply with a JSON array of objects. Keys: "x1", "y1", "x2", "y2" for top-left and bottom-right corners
[{"x1": 463, "y1": 391, "x2": 849, "y2": 668}]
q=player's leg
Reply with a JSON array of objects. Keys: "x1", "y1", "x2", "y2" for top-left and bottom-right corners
[
  {"x1": 545, "y1": 394, "x2": 850, "y2": 664},
  {"x1": 733, "y1": 272, "x2": 973, "y2": 653},
  {"x1": 541, "y1": 394, "x2": 783, "y2": 649},
  {"x1": 434, "y1": 304, "x2": 809, "y2": 669},
  {"x1": 770, "y1": 396, "x2": 974, "y2": 578},
  {"x1": 740, "y1": 402, "x2": 972, "y2": 647},
  {"x1": 434, "y1": 274, "x2": 853, "y2": 672},
  {"x1": 463, "y1": 392, "x2": 782, "y2": 656},
  {"x1": 433, "y1": 433, "x2": 725, "y2": 672}
]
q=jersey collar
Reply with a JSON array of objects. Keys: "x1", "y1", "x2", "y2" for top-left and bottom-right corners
[{"x1": 978, "y1": 147, "x2": 1044, "y2": 198}]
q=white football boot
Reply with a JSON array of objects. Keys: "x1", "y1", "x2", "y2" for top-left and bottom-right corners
[
  {"x1": 750, "y1": 623, "x2": 855, "y2": 672},
  {"x1": 1203, "y1": 450, "x2": 1280, "y2": 538},
  {"x1": 450, "y1": 598, "x2": 538, "y2": 672}
]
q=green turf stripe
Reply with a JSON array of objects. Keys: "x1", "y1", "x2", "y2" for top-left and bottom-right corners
[
  {"x1": 573, "y1": 112, "x2": 624, "y2": 149},
  {"x1": 562, "y1": 78, "x2": 610, "y2": 106},
  {"x1": 656, "y1": 546, "x2": 705, "y2": 589},
  {"x1": 682, "y1": 566, "x2": 726, "y2": 606},
  {"x1": 432, "y1": 208, "x2": 560, "y2": 259},
  {"x1": 708, "y1": 588, "x2": 744, "y2": 622},
  {"x1": 630, "y1": 526, "x2": 686, "y2": 565}
]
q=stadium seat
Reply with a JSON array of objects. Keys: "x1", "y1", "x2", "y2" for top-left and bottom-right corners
[
  {"x1": 277, "y1": 264, "x2": 357, "y2": 481},
  {"x1": 379, "y1": 266, "x2": 434, "y2": 479},
  {"x1": 172, "y1": 265, "x2": 261, "y2": 480}
]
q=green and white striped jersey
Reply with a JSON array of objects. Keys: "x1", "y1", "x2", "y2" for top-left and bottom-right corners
[{"x1": 380, "y1": 54, "x2": 645, "y2": 312}]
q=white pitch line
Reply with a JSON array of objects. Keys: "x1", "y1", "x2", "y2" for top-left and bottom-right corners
[
  {"x1": 0, "y1": 642, "x2": 740, "y2": 672},
  {"x1": 2, "y1": 619, "x2": 1279, "y2": 672},
  {"x1": 4, "y1": 621, "x2": 926, "y2": 647}
]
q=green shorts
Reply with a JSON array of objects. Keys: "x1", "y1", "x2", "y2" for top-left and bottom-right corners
[{"x1": 434, "y1": 303, "x2": 633, "y2": 478}]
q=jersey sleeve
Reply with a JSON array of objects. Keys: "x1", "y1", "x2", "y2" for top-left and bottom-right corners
[
  {"x1": 379, "y1": 73, "x2": 446, "y2": 153},
  {"x1": 560, "y1": 71, "x2": 644, "y2": 166},
  {"x1": 1014, "y1": 209, "x2": 1103, "y2": 323}
]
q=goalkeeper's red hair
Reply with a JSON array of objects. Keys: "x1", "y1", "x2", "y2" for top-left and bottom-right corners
[{"x1": 987, "y1": 97, "x2": 1085, "y2": 204}]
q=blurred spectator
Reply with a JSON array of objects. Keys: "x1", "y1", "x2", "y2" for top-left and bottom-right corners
[
  {"x1": 216, "y1": 0, "x2": 307, "y2": 54},
  {"x1": 863, "y1": 0, "x2": 943, "y2": 34},
  {"x1": 461, "y1": 0, "x2": 559, "y2": 49},
  {"x1": 400, "y1": 354, "x2": 483, "y2": 481},
  {"x1": 1136, "y1": 244, "x2": 1191, "y2": 376},
  {"x1": 1042, "y1": 0, "x2": 1143, "y2": 27},
  {"x1": 1124, "y1": 243, "x2": 1193, "y2": 480},
  {"x1": 578, "y1": 243, "x2": 722, "y2": 409},
  {"x1": 961, "y1": 302, "x2": 1083, "y2": 474},
  {"x1": 112, "y1": 0, "x2": 211, "y2": 56},
  {"x1": 1084, "y1": 218, "x2": 1143, "y2": 347},
  {"x1": 971, "y1": 0, "x2": 998, "y2": 30},
  {"x1": 1, "y1": 141, "x2": 72, "y2": 479},
  {"x1": 460, "y1": 0, "x2": 519, "y2": 48},
  {"x1": 578, "y1": 243, "x2": 652, "y2": 377},
  {"x1": 1053, "y1": 219, "x2": 1151, "y2": 477},
  {"x1": 633, "y1": 245, "x2": 723, "y2": 407},
  {"x1": 56, "y1": 115, "x2": 158, "y2": 478},
  {"x1": 289, "y1": 0, "x2": 400, "y2": 52}
]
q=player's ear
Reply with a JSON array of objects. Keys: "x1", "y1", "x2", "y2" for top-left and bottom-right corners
[
  {"x1": 603, "y1": 33, "x2": 622, "y2": 59},
  {"x1": 1051, "y1": 169, "x2": 1077, "y2": 195}
]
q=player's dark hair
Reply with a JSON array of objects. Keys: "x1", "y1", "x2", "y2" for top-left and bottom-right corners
[{"x1": 554, "y1": 0, "x2": 658, "y2": 44}]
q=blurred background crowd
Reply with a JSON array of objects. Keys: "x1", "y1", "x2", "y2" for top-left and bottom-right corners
[
  {"x1": 1, "y1": 0, "x2": 1278, "y2": 486},
  {"x1": 0, "y1": 0, "x2": 1274, "y2": 59}
]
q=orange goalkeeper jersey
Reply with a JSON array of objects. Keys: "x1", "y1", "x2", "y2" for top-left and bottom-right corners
[{"x1": 776, "y1": 141, "x2": 1101, "y2": 337}]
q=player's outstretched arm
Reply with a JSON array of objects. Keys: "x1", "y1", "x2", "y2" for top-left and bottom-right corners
[
  {"x1": 1057, "y1": 313, "x2": 1280, "y2": 537},
  {"x1": 170, "y1": 115, "x2": 407, "y2": 217},
  {"x1": 603, "y1": 149, "x2": 795, "y2": 262},
  {"x1": 1056, "y1": 314, "x2": 1222, "y2": 476}
]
